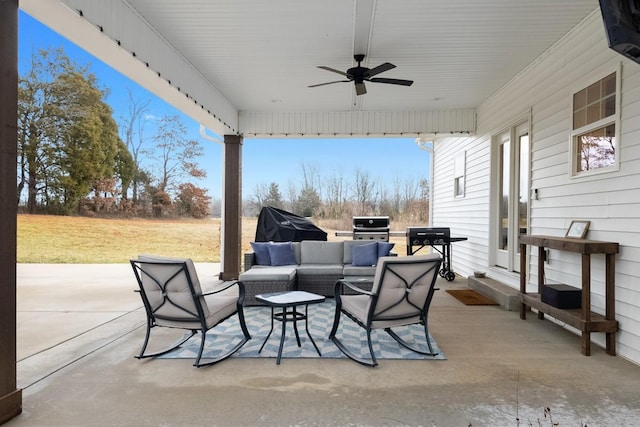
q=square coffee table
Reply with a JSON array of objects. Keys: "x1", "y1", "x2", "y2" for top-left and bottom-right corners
[{"x1": 255, "y1": 290, "x2": 325, "y2": 365}]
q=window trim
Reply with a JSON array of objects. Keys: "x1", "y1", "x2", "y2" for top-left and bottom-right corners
[
  {"x1": 569, "y1": 63, "x2": 621, "y2": 178},
  {"x1": 453, "y1": 151, "x2": 466, "y2": 198}
]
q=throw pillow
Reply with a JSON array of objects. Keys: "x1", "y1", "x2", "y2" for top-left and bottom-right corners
[
  {"x1": 378, "y1": 241, "x2": 395, "y2": 258},
  {"x1": 250, "y1": 242, "x2": 271, "y2": 265},
  {"x1": 351, "y1": 242, "x2": 379, "y2": 266},
  {"x1": 267, "y1": 242, "x2": 297, "y2": 266}
]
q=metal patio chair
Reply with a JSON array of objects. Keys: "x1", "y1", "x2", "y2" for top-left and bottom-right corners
[
  {"x1": 130, "y1": 255, "x2": 250, "y2": 367},
  {"x1": 329, "y1": 254, "x2": 442, "y2": 367}
]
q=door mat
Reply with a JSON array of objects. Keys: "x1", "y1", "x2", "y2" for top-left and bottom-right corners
[{"x1": 446, "y1": 289, "x2": 498, "y2": 306}]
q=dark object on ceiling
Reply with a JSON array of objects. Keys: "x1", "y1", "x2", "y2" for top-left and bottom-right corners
[
  {"x1": 309, "y1": 54, "x2": 413, "y2": 95},
  {"x1": 255, "y1": 206, "x2": 327, "y2": 242},
  {"x1": 600, "y1": 0, "x2": 640, "y2": 64}
]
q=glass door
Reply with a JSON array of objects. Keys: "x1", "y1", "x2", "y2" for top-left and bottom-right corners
[{"x1": 494, "y1": 122, "x2": 529, "y2": 272}]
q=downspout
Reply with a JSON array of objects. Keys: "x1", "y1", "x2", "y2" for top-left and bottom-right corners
[{"x1": 415, "y1": 137, "x2": 434, "y2": 226}]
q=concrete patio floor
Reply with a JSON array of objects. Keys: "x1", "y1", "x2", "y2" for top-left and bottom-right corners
[{"x1": 8, "y1": 263, "x2": 640, "y2": 426}]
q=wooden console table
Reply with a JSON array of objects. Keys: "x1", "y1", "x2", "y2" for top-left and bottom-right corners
[{"x1": 519, "y1": 235, "x2": 619, "y2": 356}]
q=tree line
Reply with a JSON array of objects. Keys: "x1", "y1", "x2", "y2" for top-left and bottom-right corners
[
  {"x1": 17, "y1": 48, "x2": 210, "y2": 218},
  {"x1": 17, "y1": 48, "x2": 429, "y2": 224},
  {"x1": 244, "y1": 163, "x2": 430, "y2": 227}
]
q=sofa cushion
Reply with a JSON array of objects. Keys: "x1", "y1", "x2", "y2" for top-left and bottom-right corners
[
  {"x1": 378, "y1": 241, "x2": 395, "y2": 258},
  {"x1": 267, "y1": 242, "x2": 297, "y2": 266},
  {"x1": 239, "y1": 266, "x2": 297, "y2": 281},
  {"x1": 351, "y1": 242, "x2": 379, "y2": 266},
  {"x1": 342, "y1": 265, "x2": 377, "y2": 277},
  {"x1": 300, "y1": 241, "x2": 343, "y2": 264},
  {"x1": 296, "y1": 264, "x2": 344, "y2": 276},
  {"x1": 250, "y1": 242, "x2": 271, "y2": 265}
]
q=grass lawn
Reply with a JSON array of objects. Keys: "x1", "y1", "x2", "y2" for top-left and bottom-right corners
[{"x1": 17, "y1": 214, "x2": 409, "y2": 263}]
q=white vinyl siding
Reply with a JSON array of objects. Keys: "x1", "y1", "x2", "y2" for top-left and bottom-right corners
[{"x1": 432, "y1": 10, "x2": 640, "y2": 364}]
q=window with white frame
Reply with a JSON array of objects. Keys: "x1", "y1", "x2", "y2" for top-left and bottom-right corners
[
  {"x1": 570, "y1": 70, "x2": 619, "y2": 176},
  {"x1": 454, "y1": 152, "x2": 465, "y2": 197}
]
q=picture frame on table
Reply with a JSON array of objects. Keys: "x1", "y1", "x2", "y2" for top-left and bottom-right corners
[{"x1": 565, "y1": 220, "x2": 590, "y2": 239}]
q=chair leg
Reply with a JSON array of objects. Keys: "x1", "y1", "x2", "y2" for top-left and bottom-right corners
[
  {"x1": 366, "y1": 328, "x2": 377, "y2": 366},
  {"x1": 136, "y1": 317, "x2": 153, "y2": 359},
  {"x1": 136, "y1": 327, "x2": 197, "y2": 359},
  {"x1": 328, "y1": 302, "x2": 342, "y2": 339},
  {"x1": 385, "y1": 322, "x2": 438, "y2": 357},
  {"x1": 237, "y1": 305, "x2": 252, "y2": 340},
  {"x1": 193, "y1": 312, "x2": 251, "y2": 368},
  {"x1": 329, "y1": 310, "x2": 378, "y2": 367}
]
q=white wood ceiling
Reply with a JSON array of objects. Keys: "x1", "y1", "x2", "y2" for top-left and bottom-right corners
[{"x1": 21, "y1": 0, "x2": 600, "y2": 135}]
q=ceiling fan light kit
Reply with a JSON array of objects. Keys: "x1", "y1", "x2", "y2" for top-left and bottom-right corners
[{"x1": 309, "y1": 54, "x2": 413, "y2": 95}]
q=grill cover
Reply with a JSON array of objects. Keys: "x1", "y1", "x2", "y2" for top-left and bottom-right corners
[{"x1": 255, "y1": 206, "x2": 327, "y2": 242}]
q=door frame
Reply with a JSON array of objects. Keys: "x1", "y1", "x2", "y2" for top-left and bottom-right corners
[{"x1": 489, "y1": 111, "x2": 532, "y2": 272}]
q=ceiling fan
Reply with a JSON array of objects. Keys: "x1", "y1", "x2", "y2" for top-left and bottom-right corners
[{"x1": 309, "y1": 54, "x2": 413, "y2": 95}]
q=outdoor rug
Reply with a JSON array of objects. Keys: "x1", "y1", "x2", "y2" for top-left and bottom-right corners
[
  {"x1": 446, "y1": 289, "x2": 498, "y2": 306},
  {"x1": 159, "y1": 300, "x2": 446, "y2": 361}
]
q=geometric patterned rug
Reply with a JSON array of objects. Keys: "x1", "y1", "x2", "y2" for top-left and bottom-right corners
[{"x1": 159, "y1": 300, "x2": 446, "y2": 361}]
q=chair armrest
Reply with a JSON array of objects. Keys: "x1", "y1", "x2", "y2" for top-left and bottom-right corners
[
  {"x1": 334, "y1": 279, "x2": 374, "y2": 297},
  {"x1": 243, "y1": 252, "x2": 256, "y2": 271},
  {"x1": 199, "y1": 280, "x2": 243, "y2": 296}
]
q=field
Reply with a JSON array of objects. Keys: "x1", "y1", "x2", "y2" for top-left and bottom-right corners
[{"x1": 17, "y1": 214, "x2": 409, "y2": 263}]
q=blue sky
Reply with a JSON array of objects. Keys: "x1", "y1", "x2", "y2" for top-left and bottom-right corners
[{"x1": 18, "y1": 11, "x2": 431, "y2": 200}]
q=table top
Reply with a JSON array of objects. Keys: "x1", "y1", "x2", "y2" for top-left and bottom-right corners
[
  {"x1": 519, "y1": 234, "x2": 619, "y2": 254},
  {"x1": 255, "y1": 290, "x2": 325, "y2": 306}
]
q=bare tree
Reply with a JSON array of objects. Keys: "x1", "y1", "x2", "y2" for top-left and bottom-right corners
[
  {"x1": 326, "y1": 169, "x2": 347, "y2": 219},
  {"x1": 352, "y1": 168, "x2": 378, "y2": 215},
  {"x1": 120, "y1": 88, "x2": 151, "y2": 203}
]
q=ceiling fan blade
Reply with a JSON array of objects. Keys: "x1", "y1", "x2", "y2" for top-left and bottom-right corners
[
  {"x1": 368, "y1": 62, "x2": 396, "y2": 77},
  {"x1": 355, "y1": 82, "x2": 367, "y2": 96},
  {"x1": 370, "y1": 77, "x2": 413, "y2": 86},
  {"x1": 308, "y1": 80, "x2": 350, "y2": 88},
  {"x1": 317, "y1": 66, "x2": 350, "y2": 77}
]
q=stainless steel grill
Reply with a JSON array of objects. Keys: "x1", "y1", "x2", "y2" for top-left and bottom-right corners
[{"x1": 352, "y1": 216, "x2": 390, "y2": 241}]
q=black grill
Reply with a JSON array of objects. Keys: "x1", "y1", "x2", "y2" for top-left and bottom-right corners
[
  {"x1": 352, "y1": 216, "x2": 390, "y2": 241},
  {"x1": 407, "y1": 227, "x2": 450, "y2": 247}
]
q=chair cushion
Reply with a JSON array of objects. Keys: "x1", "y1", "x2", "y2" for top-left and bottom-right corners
[
  {"x1": 340, "y1": 294, "x2": 371, "y2": 324},
  {"x1": 250, "y1": 242, "x2": 271, "y2": 265},
  {"x1": 300, "y1": 241, "x2": 343, "y2": 264},
  {"x1": 267, "y1": 242, "x2": 297, "y2": 266},
  {"x1": 136, "y1": 254, "x2": 209, "y2": 319},
  {"x1": 351, "y1": 242, "x2": 379, "y2": 266}
]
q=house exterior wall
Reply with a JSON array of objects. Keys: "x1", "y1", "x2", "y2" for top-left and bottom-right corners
[{"x1": 432, "y1": 10, "x2": 640, "y2": 364}]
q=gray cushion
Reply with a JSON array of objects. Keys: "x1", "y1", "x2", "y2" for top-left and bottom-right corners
[
  {"x1": 342, "y1": 265, "x2": 377, "y2": 276},
  {"x1": 136, "y1": 254, "x2": 209, "y2": 319},
  {"x1": 239, "y1": 266, "x2": 297, "y2": 281},
  {"x1": 295, "y1": 264, "x2": 344, "y2": 276},
  {"x1": 291, "y1": 242, "x2": 301, "y2": 264},
  {"x1": 300, "y1": 241, "x2": 343, "y2": 264}
]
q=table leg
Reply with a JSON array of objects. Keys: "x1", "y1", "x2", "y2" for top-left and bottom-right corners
[
  {"x1": 258, "y1": 306, "x2": 275, "y2": 354},
  {"x1": 276, "y1": 307, "x2": 287, "y2": 365},
  {"x1": 581, "y1": 331, "x2": 591, "y2": 356},
  {"x1": 304, "y1": 304, "x2": 321, "y2": 356},
  {"x1": 292, "y1": 306, "x2": 301, "y2": 347}
]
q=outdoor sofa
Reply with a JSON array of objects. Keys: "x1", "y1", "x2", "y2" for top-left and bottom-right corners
[{"x1": 239, "y1": 240, "x2": 395, "y2": 305}]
